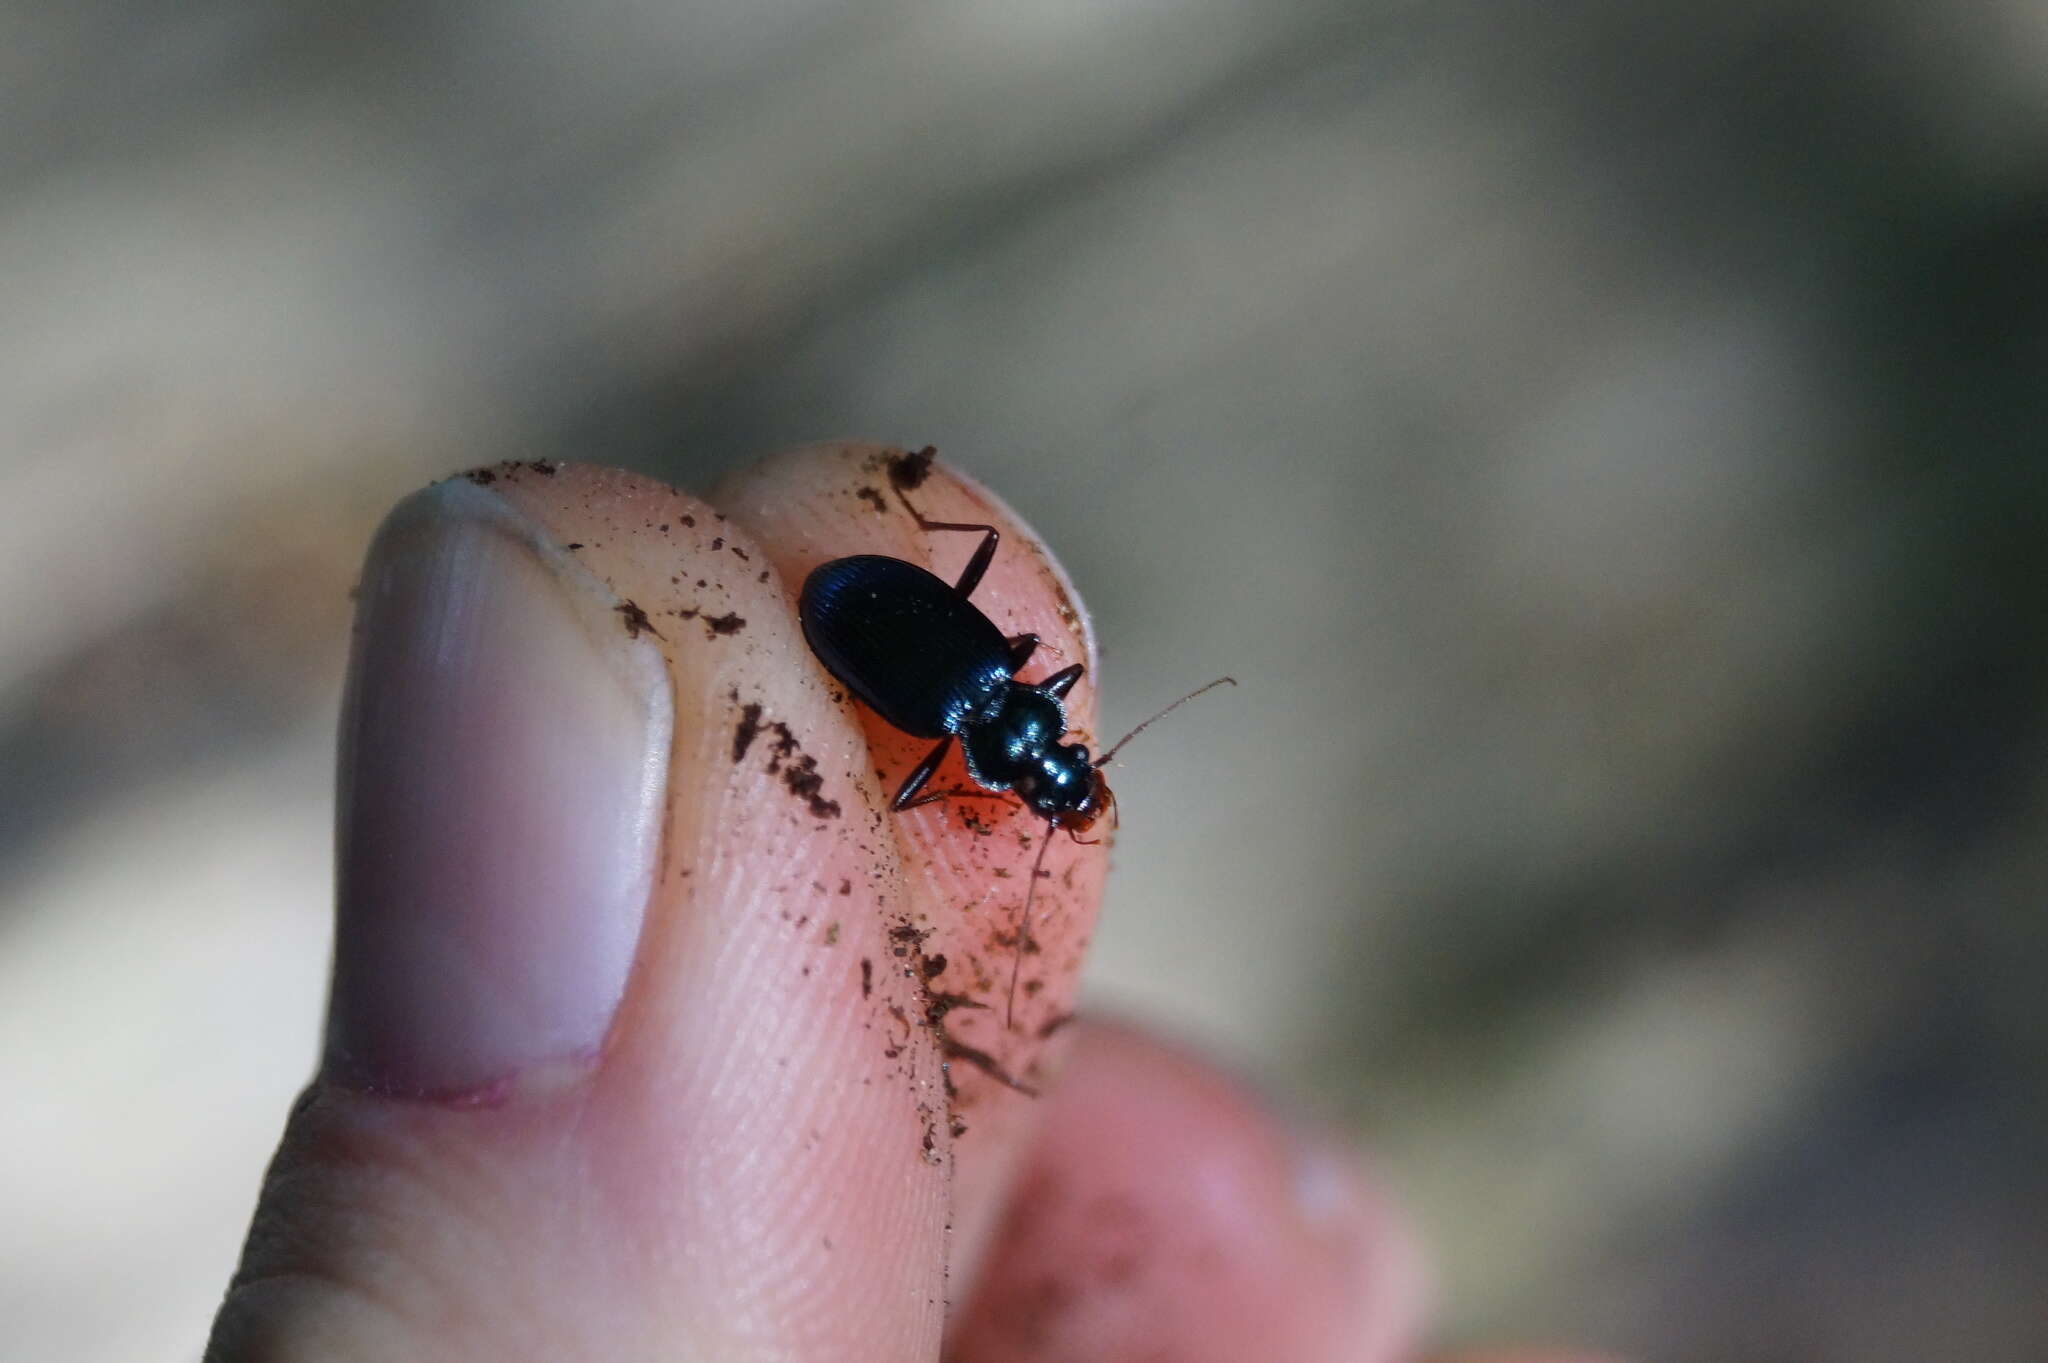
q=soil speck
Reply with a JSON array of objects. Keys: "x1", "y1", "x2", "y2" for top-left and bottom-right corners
[
  {"x1": 732, "y1": 703, "x2": 764, "y2": 763},
  {"x1": 783, "y1": 754, "x2": 839, "y2": 818},
  {"x1": 615, "y1": 600, "x2": 660, "y2": 639},
  {"x1": 889, "y1": 445, "x2": 937, "y2": 491}
]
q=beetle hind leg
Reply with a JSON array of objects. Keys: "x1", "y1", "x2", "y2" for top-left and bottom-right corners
[
  {"x1": 892, "y1": 486, "x2": 1002, "y2": 597},
  {"x1": 892, "y1": 737, "x2": 955, "y2": 810}
]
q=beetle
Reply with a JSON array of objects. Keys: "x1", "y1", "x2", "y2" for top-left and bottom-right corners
[
  {"x1": 800, "y1": 516, "x2": 1104, "y2": 833},
  {"x1": 799, "y1": 477, "x2": 1232, "y2": 1027}
]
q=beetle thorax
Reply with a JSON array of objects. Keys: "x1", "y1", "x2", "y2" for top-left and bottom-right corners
[
  {"x1": 954, "y1": 685, "x2": 1098, "y2": 824},
  {"x1": 962, "y1": 685, "x2": 1068, "y2": 790}
]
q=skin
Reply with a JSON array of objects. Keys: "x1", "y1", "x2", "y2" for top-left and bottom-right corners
[{"x1": 207, "y1": 444, "x2": 1617, "y2": 1362}]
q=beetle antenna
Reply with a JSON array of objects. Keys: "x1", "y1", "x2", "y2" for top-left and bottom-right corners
[
  {"x1": 1004, "y1": 828, "x2": 1056, "y2": 1031},
  {"x1": 1095, "y1": 677, "x2": 1237, "y2": 768}
]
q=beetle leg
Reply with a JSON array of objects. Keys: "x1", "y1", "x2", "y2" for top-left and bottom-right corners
[
  {"x1": 893, "y1": 487, "x2": 1003, "y2": 597},
  {"x1": 1006, "y1": 632, "x2": 1041, "y2": 673},
  {"x1": 892, "y1": 737, "x2": 955, "y2": 810},
  {"x1": 1040, "y1": 662, "x2": 1085, "y2": 699},
  {"x1": 934, "y1": 521, "x2": 1000, "y2": 597},
  {"x1": 901, "y1": 786, "x2": 1017, "y2": 821}
]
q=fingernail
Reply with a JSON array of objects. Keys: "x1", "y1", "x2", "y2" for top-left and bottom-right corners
[{"x1": 327, "y1": 478, "x2": 672, "y2": 1097}]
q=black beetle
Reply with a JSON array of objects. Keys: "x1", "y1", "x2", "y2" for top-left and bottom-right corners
[
  {"x1": 800, "y1": 515, "x2": 1107, "y2": 836},
  {"x1": 798, "y1": 473, "x2": 1232, "y2": 1027}
]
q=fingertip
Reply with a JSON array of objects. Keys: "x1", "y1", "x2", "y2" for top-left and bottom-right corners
[
  {"x1": 948, "y1": 1019, "x2": 1430, "y2": 1363},
  {"x1": 715, "y1": 442, "x2": 1111, "y2": 1285},
  {"x1": 223, "y1": 460, "x2": 953, "y2": 1361}
]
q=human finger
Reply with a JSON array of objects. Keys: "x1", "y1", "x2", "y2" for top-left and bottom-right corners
[
  {"x1": 946, "y1": 1019, "x2": 1430, "y2": 1363},
  {"x1": 714, "y1": 442, "x2": 1107, "y2": 1291},
  {"x1": 210, "y1": 462, "x2": 951, "y2": 1361}
]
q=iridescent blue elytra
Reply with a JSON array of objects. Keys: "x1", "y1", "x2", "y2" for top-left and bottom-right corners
[
  {"x1": 800, "y1": 555, "x2": 1012, "y2": 739},
  {"x1": 798, "y1": 526, "x2": 1108, "y2": 834}
]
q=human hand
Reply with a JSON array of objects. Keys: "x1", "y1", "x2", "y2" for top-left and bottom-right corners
[{"x1": 207, "y1": 445, "x2": 1613, "y2": 1362}]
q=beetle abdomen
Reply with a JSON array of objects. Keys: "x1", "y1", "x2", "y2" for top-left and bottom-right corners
[{"x1": 799, "y1": 555, "x2": 1013, "y2": 738}]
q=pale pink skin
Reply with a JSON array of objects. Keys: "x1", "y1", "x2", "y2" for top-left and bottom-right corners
[{"x1": 208, "y1": 447, "x2": 1616, "y2": 1363}]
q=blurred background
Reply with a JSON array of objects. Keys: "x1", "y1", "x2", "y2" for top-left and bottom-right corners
[{"x1": 4, "y1": 2, "x2": 2045, "y2": 1359}]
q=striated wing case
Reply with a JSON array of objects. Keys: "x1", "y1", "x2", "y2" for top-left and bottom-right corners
[{"x1": 799, "y1": 555, "x2": 1013, "y2": 739}]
